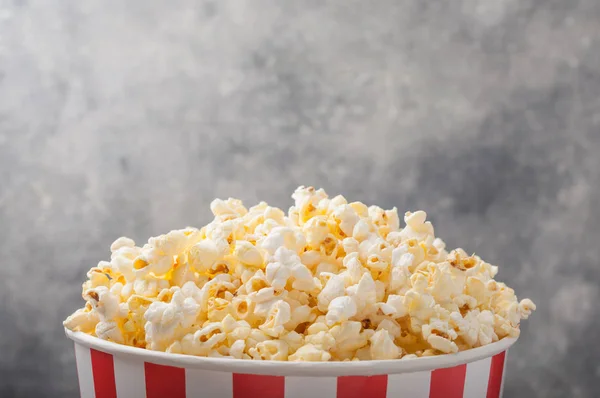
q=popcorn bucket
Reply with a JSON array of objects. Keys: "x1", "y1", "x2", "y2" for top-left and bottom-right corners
[{"x1": 66, "y1": 328, "x2": 516, "y2": 398}]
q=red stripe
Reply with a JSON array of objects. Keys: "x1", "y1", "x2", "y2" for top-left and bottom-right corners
[
  {"x1": 429, "y1": 364, "x2": 466, "y2": 398},
  {"x1": 337, "y1": 375, "x2": 388, "y2": 398},
  {"x1": 233, "y1": 374, "x2": 285, "y2": 398},
  {"x1": 487, "y1": 351, "x2": 506, "y2": 398},
  {"x1": 90, "y1": 349, "x2": 117, "y2": 398},
  {"x1": 145, "y1": 362, "x2": 186, "y2": 398}
]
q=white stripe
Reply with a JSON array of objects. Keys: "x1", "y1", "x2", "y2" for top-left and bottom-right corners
[
  {"x1": 499, "y1": 350, "x2": 508, "y2": 398},
  {"x1": 186, "y1": 368, "x2": 233, "y2": 398},
  {"x1": 113, "y1": 356, "x2": 146, "y2": 398},
  {"x1": 463, "y1": 357, "x2": 492, "y2": 398},
  {"x1": 74, "y1": 343, "x2": 96, "y2": 398},
  {"x1": 285, "y1": 376, "x2": 337, "y2": 398},
  {"x1": 386, "y1": 371, "x2": 431, "y2": 398}
]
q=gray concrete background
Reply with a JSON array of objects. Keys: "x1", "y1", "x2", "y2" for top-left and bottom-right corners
[{"x1": 1, "y1": 0, "x2": 599, "y2": 397}]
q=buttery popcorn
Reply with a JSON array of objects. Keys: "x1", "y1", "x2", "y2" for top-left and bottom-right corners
[{"x1": 64, "y1": 186, "x2": 536, "y2": 361}]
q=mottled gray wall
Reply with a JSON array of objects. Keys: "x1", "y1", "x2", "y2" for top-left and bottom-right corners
[{"x1": 1, "y1": 0, "x2": 599, "y2": 397}]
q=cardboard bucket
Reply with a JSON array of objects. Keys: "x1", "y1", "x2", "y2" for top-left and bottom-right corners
[{"x1": 66, "y1": 328, "x2": 516, "y2": 398}]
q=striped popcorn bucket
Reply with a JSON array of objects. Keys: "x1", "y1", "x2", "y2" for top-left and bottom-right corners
[{"x1": 66, "y1": 328, "x2": 516, "y2": 398}]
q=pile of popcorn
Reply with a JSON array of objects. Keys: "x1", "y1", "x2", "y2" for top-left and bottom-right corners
[{"x1": 64, "y1": 186, "x2": 535, "y2": 361}]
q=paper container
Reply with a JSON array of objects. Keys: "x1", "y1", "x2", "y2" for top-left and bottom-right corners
[{"x1": 66, "y1": 328, "x2": 516, "y2": 398}]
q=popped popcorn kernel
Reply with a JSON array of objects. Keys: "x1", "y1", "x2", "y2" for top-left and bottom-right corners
[{"x1": 64, "y1": 186, "x2": 535, "y2": 361}]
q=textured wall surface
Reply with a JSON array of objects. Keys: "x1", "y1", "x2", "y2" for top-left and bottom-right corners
[{"x1": 1, "y1": 0, "x2": 599, "y2": 397}]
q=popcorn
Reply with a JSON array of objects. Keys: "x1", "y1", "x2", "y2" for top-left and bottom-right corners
[
  {"x1": 421, "y1": 317, "x2": 459, "y2": 354},
  {"x1": 144, "y1": 287, "x2": 200, "y2": 351},
  {"x1": 305, "y1": 330, "x2": 336, "y2": 351},
  {"x1": 348, "y1": 272, "x2": 377, "y2": 314},
  {"x1": 252, "y1": 293, "x2": 290, "y2": 325},
  {"x1": 229, "y1": 339, "x2": 246, "y2": 359},
  {"x1": 392, "y1": 249, "x2": 414, "y2": 269},
  {"x1": 280, "y1": 331, "x2": 305, "y2": 352},
  {"x1": 65, "y1": 186, "x2": 535, "y2": 362},
  {"x1": 319, "y1": 235, "x2": 340, "y2": 258},
  {"x1": 374, "y1": 280, "x2": 386, "y2": 302},
  {"x1": 84, "y1": 267, "x2": 111, "y2": 289},
  {"x1": 370, "y1": 329, "x2": 401, "y2": 360},
  {"x1": 171, "y1": 262, "x2": 208, "y2": 288},
  {"x1": 386, "y1": 295, "x2": 407, "y2": 317},
  {"x1": 341, "y1": 237, "x2": 360, "y2": 255},
  {"x1": 328, "y1": 195, "x2": 348, "y2": 211},
  {"x1": 265, "y1": 259, "x2": 292, "y2": 290},
  {"x1": 332, "y1": 204, "x2": 359, "y2": 237},
  {"x1": 246, "y1": 328, "x2": 271, "y2": 351},
  {"x1": 64, "y1": 308, "x2": 100, "y2": 334},
  {"x1": 206, "y1": 218, "x2": 245, "y2": 243},
  {"x1": 96, "y1": 321, "x2": 124, "y2": 344},
  {"x1": 210, "y1": 198, "x2": 247, "y2": 219},
  {"x1": 264, "y1": 206, "x2": 286, "y2": 224},
  {"x1": 233, "y1": 240, "x2": 264, "y2": 268},
  {"x1": 389, "y1": 264, "x2": 411, "y2": 294},
  {"x1": 110, "y1": 237, "x2": 136, "y2": 252},
  {"x1": 266, "y1": 247, "x2": 317, "y2": 292},
  {"x1": 300, "y1": 250, "x2": 321, "y2": 269},
  {"x1": 285, "y1": 304, "x2": 316, "y2": 331},
  {"x1": 354, "y1": 346, "x2": 372, "y2": 361},
  {"x1": 289, "y1": 344, "x2": 331, "y2": 362},
  {"x1": 180, "y1": 323, "x2": 227, "y2": 356},
  {"x1": 307, "y1": 321, "x2": 329, "y2": 335},
  {"x1": 230, "y1": 296, "x2": 251, "y2": 320},
  {"x1": 352, "y1": 219, "x2": 373, "y2": 242},
  {"x1": 377, "y1": 319, "x2": 401, "y2": 339},
  {"x1": 303, "y1": 216, "x2": 329, "y2": 247},
  {"x1": 84, "y1": 287, "x2": 123, "y2": 322},
  {"x1": 291, "y1": 186, "x2": 327, "y2": 225},
  {"x1": 329, "y1": 321, "x2": 370, "y2": 354},
  {"x1": 207, "y1": 297, "x2": 232, "y2": 322},
  {"x1": 133, "y1": 277, "x2": 169, "y2": 298},
  {"x1": 326, "y1": 296, "x2": 357, "y2": 325},
  {"x1": 401, "y1": 211, "x2": 434, "y2": 242},
  {"x1": 229, "y1": 321, "x2": 252, "y2": 343},
  {"x1": 243, "y1": 270, "x2": 269, "y2": 294},
  {"x1": 188, "y1": 240, "x2": 222, "y2": 273},
  {"x1": 366, "y1": 254, "x2": 388, "y2": 272},
  {"x1": 259, "y1": 300, "x2": 291, "y2": 337},
  {"x1": 134, "y1": 228, "x2": 202, "y2": 277},
  {"x1": 260, "y1": 227, "x2": 306, "y2": 256},
  {"x1": 317, "y1": 274, "x2": 346, "y2": 311},
  {"x1": 315, "y1": 261, "x2": 339, "y2": 276},
  {"x1": 110, "y1": 243, "x2": 142, "y2": 282},
  {"x1": 427, "y1": 334, "x2": 458, "y2": 354},
  {"x1": 384, "y1": 208, "x2": 400, "y2": 232},
  {"x1": 249, "y1": 340, "x2": 289, "y2": 361},
  {"x1": 518, "y1": 298, "x2": 536, "y2": 319},
  {"x1": 198, "y1": 275, "x2": 236, "y2": 312},
  {"x1": 340, "y1": 254, "x2": 367, "y2": 286}
]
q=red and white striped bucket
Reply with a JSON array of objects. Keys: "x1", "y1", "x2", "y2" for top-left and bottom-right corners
[{"x1": 66, "y1": 328, "x2": 515, "y2": 398}]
